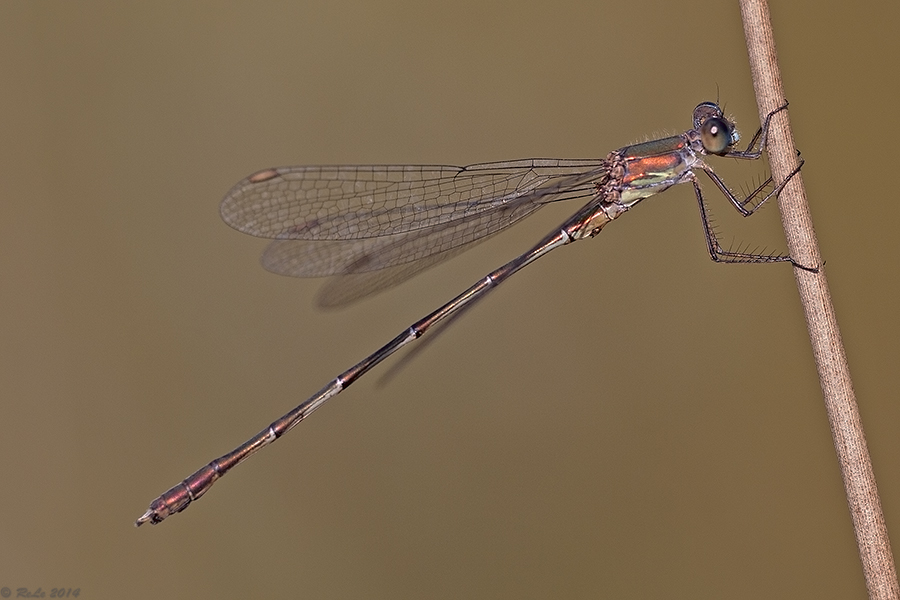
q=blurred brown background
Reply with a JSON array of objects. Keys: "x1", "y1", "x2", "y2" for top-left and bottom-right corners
[{"x1": 2, "y1": 1, "x2": 898, "y2": 598}]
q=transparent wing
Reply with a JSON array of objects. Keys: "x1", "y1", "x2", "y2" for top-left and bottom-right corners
[
  {"x1": 262, "y1": 196, "x2": 545, "y2": 306},
  {"x1": 222, "y1": 158, "x2": 608, "y2": 304},
  {"x1": 220, "y1": 159, "x2": 607, "y2": 241}
]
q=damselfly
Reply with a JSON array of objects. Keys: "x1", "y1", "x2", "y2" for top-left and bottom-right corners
[{"x1": 137, "y1": 101, "x2": 804, "y2": 526}]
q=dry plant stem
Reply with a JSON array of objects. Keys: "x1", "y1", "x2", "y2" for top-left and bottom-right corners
[{"x1": 739, "y1": 1, "x2": 899, "y2": 598}]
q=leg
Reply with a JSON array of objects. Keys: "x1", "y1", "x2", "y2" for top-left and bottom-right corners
[
  {"x1": 701, "y1": 154, "x2": 804, "y2": 217},
  {"x1": 692, "y1": 176, "x2": 817, "y2": 272},
  {"x1": 725, "y1": 101, "x2": 790, "y2": 160}
]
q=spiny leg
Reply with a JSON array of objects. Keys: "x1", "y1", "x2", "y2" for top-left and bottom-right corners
[
  {"x1": 702, "y1": 154, "x2": 804, "y2": 217},
  {"x1": 692, "y1": 170, "x2": 817, "y2": 272},
  {"x1": 725, "y1": 101, "x2": 790, "y2": 160}
]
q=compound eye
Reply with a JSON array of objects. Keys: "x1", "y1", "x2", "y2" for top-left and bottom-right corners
[{"x1": 700, "y1": 117, "x2": 733, "y2": 155}]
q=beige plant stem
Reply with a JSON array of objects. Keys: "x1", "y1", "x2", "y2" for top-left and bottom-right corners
[{"x1": 739, "y1": 1, "x2": 899, "y2": 598}]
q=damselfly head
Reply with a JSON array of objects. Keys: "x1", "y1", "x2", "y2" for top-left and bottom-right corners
[{"x1": 692, "y1": 102, "x2": 739, "y2": 155}]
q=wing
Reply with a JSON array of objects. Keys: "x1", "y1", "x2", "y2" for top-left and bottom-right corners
[
  {"x1": 220, "y1": 159, "x2": 607, "y2": 241},
  {"x1": 261, "y1": 196, "x2": 545, "y2": 306},
  {"x1": 221, "y1": 158, "x2": 608, "y2": 304}
]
